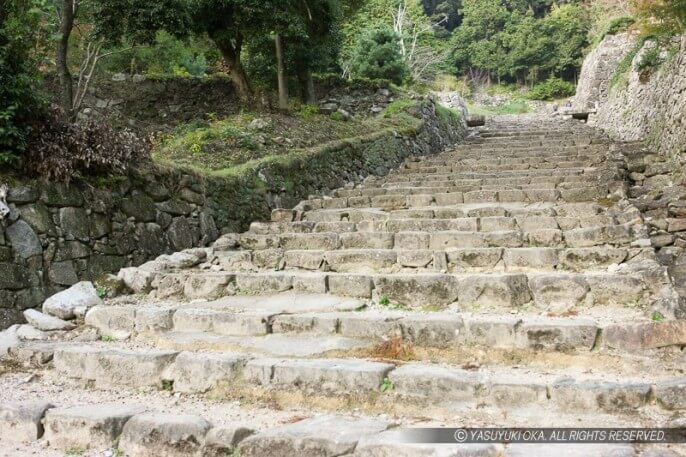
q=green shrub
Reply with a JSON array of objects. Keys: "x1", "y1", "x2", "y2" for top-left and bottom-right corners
[
  {"x1": 601, "y1": 16, "x2": 635, "y2": 40},
  {"x1": 609, "y1": 36, "x2": 651, "y2": 87},
  {"x1": 298, "y1": 104, "x2": 320, "y2": 120},
  {"x1": 382, "y1": 99, "x2": 416, "y2": 118},
  {"x1": 103, "y1": 31, "x2": 215, "y2": 77},
  {"x1": 526, "y1": 77, "x2": 576, "y2": 100},
  {"x1": 350, "y1": 28, "x2": 408, "y2": 85},
  {"x1": 0, "y1": 0, "x2": 45, "y2": 163},
  {"x1": 635, "y1": 46, "x2": 663, "y2": 73}
]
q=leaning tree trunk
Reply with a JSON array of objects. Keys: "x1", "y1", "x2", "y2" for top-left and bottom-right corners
[
  {"x1": 275, "y1": 34, "x2": 289, "y2": 110},
  {"x1": 214, "y1": 35, "x2": 253, "y2": 105},
  {"x1": 56, "y1": 0, "x2": 75, "y2": 119}
]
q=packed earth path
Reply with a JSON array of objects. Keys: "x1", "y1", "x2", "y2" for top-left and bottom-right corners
[{"x1": 2, "y1": 115, "x2": 685, "y2": 457}]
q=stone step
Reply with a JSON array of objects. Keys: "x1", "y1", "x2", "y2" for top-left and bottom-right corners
[
  {"x1": 3, "y1": 396, "x2": 670, "y2": 457},
  {"x1": 395, "y1": 165, "x2": 601, "y2": 176},
  {"x1": 286, "y1": 202, "x2": 620, "y2": 221},
  {"x1": 406, "y1": 155, "x2": 605, "y2": 166},
  {"x1": 378, "y1": 173, "x2": 599, "y2": 185},
  {"x1": 350, "y1": 183, "x2": 607, "y2": 196},
  {"x1": 364, "y1": 178, "x2": 605, "y2": 190},
  {"x1": 251, "y1": 215, "x2": 625, "y2": 235},
  {"x1": 212, "y1": 246, "x2": 647, "y2": 274},
  {"x1": 82, "y1": 297, "x2": 686, "y2": 353},
  {"x1": 298, "y1": 187, "x2": 612, "y2": 210},
  {"x1": 444, "y1": 144, "x2": 610, "y2": 155},
  {"x1": 394, "y1": 168, "x2": 599, "y2": 178},
  {"x1": 399, "y1": 162, "x2": 602, "y2": 173},
  {"x1": 237, "y1": 224, "x2": 644, "y2": 251},
  {"x1": 123, "y1": 263, "x2": 667, "y2": 309},
  {"x1": 35, "y1": 345, "x2": 684, "y2": 416}
]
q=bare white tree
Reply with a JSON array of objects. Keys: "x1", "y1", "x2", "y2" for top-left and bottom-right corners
[
  {"x1": 391, "y1": 0, "x2": 449, "y2": 83},
  {"x1": 0, "y1": 185, "x2": 10, "y2": 221}
]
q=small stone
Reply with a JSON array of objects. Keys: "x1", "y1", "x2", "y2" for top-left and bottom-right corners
[
  {"x1": 42, "y1": 281, "x2": 103, "y2": 320},
  {"x1": 23, "y1": 309, "x2": 76, "y2": 331},
  {"x1": 0, "y1": 401, "x2": 53, "y2": 442},
  {"x1": 16, "y1": 325, "x2": 48, "y2": 341},
  {"x1": 43, "y1": 404, "x2": 145, "y2": 450},
  {"x1": 119, "y1": 413, "x2": 212, "y2": 457},
  {"x1": 240, "y1": 415, "x2": 390, "y2": 457}
]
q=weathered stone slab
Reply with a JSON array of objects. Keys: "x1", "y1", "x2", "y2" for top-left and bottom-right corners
[
  {"x1": 171, "y1": 352, "x2": 247, "y2": 393},
  {"x1": 23, "y1": 309, "x2": 76, "y2": 331},
  {"x1": 240, "y1": 415, "x2": 391, "y2": 457},
  {"x1": 601, "y1": 321, "x2": 686, "y2": 350},
  {"x1": 85, "y1": 306, "x2": 135, "y2": 339},
  {"x1": 401, "y1": 314, "x2": 464, "y2": 347},
  {"x1": 654, "y1": 377, "x2": 686, "y2": 410},
  {"x1": 528, "y1": 274, "x2": 589, "y2": 309},
  {"x1": 516, "y1": 319, "x2": 598, "y2": 351},
  {"x1": 204, "y1": 425, "x2": 255, "y2": 455},
  {"x1": 184, "y1": 274, "x2": 233, "y2": 300},
  {"x1": 390, "y1": 364, "x2": 481, "y2": 401},
  {"x1": 464, "y1": 316, "x2": 520, "y2": 347},
  {"x1": 42, "y1": 281, "x2": 103, "y2": 320},
  {"x1": 338, "y1": 312, "x2": 403, "y2": 339},
  {"x1": 43, "y1": 404, "x2": 144, "y2": 449},
  {"x1": 505, "y1": 444, "x2": 635, "y2": 457},
  {"x1": 354, "y1": 430, "x2": 503, "y2": 457},
  {"x1": 375, "y1": 274, "x2": 459, "y2": 307},
  {"x1": 245, "y1": 358, "x2": 394, "y2": 393},
  {"x1": 54, "y1": 347, "x2": 178, "y2": 388},
  {"x1": 551, "y1": 380, "x2": 651, "y2": 412},
  {"x1": 119, "y1": 413, "x2": 212, "y2": 457},
  {"x1": 457, "y1": 274, "x2": 530, "y2": 307},
  {"x1": 0, "y1": 401, "x2": 53, "y2": 442}
]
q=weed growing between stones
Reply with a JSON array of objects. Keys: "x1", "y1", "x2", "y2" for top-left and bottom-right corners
[
  {"x1": 380, "y1": 377, "x2": 395, "y2": 393},
  {"x1": 371, "y1": 336, "x2": 416, "y2": 361}
]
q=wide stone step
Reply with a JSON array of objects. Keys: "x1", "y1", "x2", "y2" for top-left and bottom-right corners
[
  {"x1": 83, "y1": 298, "x2": 686, "y2": 353},
  {"x1": 394, "y1": 168, "x2": 599, "y2": 179},
  {"x1": 238, "y1": 224, "x2": 642, "y2": 251},
  {"x1": 290, "y1": 203, "x2": 618, "y2": 223},
  {"x1": 395, "y1": 165, "x2": 600, "y2": 176},
  {"x1": 378, "y1": 173, "x2": 600, "y2": 185},
  {"x1": 3, "y1": 399, "x2": 666, "y2": 457},
  {"x1": 40, "y1": 345, "x2": 685, "y2": 416},
  {"x1": 357, "y1": 181, "x2": 606, "y2": 194},
  {"x1": 213, "y1": 246, "x2": 645, "y2": 274},
  {"x1": 444, "y1": 144, "x2": 610, "y2": 156},
  {"x1": 252, "y1": 215, "x2": 624, "y2": 235},
  {"x1": 398, "y1": 162, "x2": 601, "y2": 173},
  {"x1": 405, "y1": 155, "x2": 605, "y2": 167},
  {"x1": 297, "y1": 187, "x2": 611, "y2": 210},
  {"x1": 125, "y1": 265, "x2": 664, "y2": 309}
]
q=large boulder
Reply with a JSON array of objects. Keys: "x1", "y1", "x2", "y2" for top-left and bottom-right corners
[{"x1": 42, "y1": 281, "x2": 103, "y2": 320}]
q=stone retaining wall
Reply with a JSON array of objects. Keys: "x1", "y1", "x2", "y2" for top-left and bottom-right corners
[
  {"x1": 575, "y1": 32, "x2": 686, "y2": 312},
  {"x1": 0, "y1": 97, "x2": 465, "y2": 328}
]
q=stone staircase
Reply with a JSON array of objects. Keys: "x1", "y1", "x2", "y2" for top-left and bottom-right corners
[{"x1": 2, "y1": 116, "x2": 685, "y2": 457}]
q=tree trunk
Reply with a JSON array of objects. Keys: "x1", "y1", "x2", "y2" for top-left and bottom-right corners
[
  {"x1": 304, "y1": 70, "x2": 316, "y2": 104},
  {"x1": 275, "y1": 34, "x2": 289, "y2": 110},
  {"x1": 214, "y1": 35, "x2": 253, "y2": 105},
  {"x1": 56, "y1": 0, "x2": 75, "y2": 119},
  {"x1": 296, "y1": 69, "x2": 316, "y2": 104}
]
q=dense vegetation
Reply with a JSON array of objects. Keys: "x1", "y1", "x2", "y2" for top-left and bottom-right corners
[{"x1": 1, "y1": 0, "x2": 684, "y2": 178}]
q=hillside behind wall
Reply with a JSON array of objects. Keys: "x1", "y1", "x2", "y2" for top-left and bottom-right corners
[{"x1": 576, "y1": 32, "x2": 686, "y2": 163}]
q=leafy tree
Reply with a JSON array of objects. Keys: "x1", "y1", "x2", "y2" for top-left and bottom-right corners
[
  {"x1": 0, "y1": 0, "x2": 44, "y2": 163},
  {"x1": 633, "y1": 0, "x2": 686, "y2": 35},
  {"x1": 542, "y1": 4, "x2": 589, "y2": 78},
  {"x1": 350, "y1": 27, "x2": 407, "y2": 84},
  {"x1": 421, "y1": 0, "x2": 462, "y2": 34}
]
